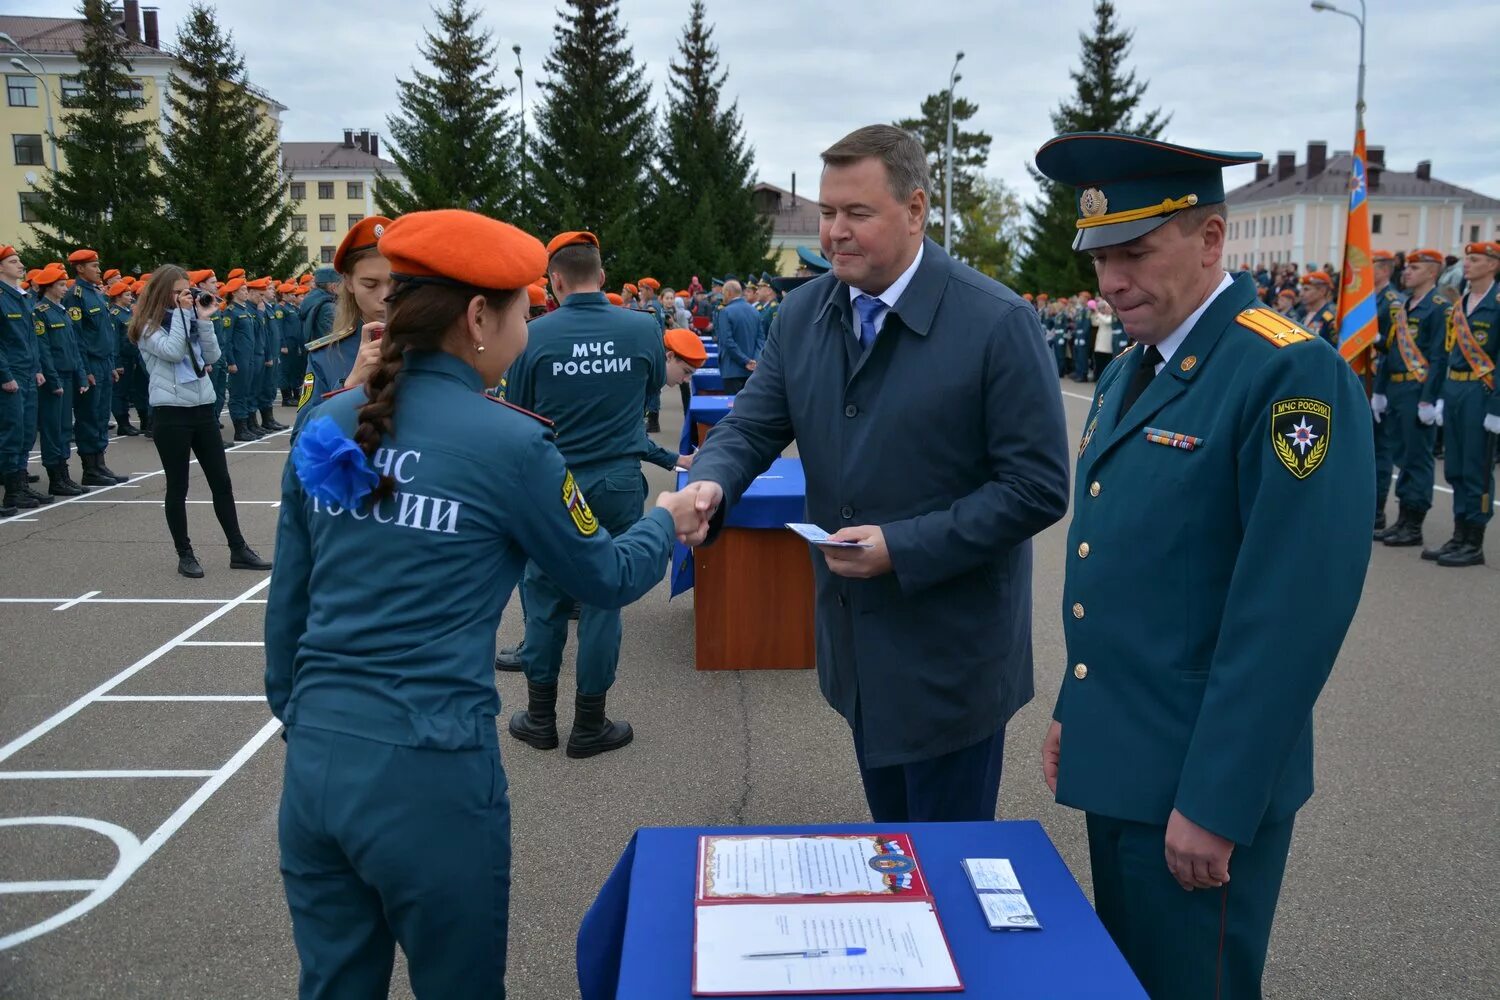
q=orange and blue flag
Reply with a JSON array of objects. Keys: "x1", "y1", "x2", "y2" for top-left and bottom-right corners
[{"x1": 1336, "y1": 129, "x2": 1378, "y2": 372}]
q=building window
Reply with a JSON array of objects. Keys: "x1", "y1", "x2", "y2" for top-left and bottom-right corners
[
  {"x1": 347, "y1": 214, "x2": 363, "y2": 230},
  {"x1": 290, "y1": 215, "x2": 307, "y2": 233},
  {"x1": 320, "y1": 246, "x2": 335, "y2": 264},
  {"x1": 18, "y1": 191, "x2": 44, "y2": 223},
  {"x1": 318, "y1": 214, "x2": 336, "y2": 232},
  {"x1": 317, "y1": 182, "x2": 334, "y2": 199},
  {"x1": 1371, "y1": 213, "x2": 1381, "y2": 234},
  {"x1": 12, "y1": 133, "x2": 43, "y2": 166},
  {"x1": 60, "y1": 77, "x2": 84, "y2": 100},
  {"x1": 1397, "y1": 214, "x2": 1410, "y2": 236},
  {"x1": 289, "y1": 181, "x2": 305, "y2": 201},
  {"x1": 113, "y1": 78, "x2": 144, "y2": 101},
  {"x1": 347, "y1": 181, "x2": 363, "y2": 200},
  {"x1": 6, "y1": 75, "x2": 37, "y2": 108},
  {"x1": 1472, "y1": 225, "x2": 1481, "y2": 243}
]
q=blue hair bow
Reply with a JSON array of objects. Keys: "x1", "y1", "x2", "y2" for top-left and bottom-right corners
[{"x1": 292, "y1": 416, "x2": 378, "y2": 508}]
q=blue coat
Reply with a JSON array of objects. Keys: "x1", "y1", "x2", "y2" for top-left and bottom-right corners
[
  {"x1": 688, "y1": 239, "x2": 1071, "y2": 767},
  {"x1": 0, "y1": 282, "x2": 39, "y2": 385},
  {"x1": 715, "y1": 298, "x2": 761, "y2": 379},
  {"x1": 68, "y1": 282, "x2": 114, "y2": 364},
  {"x1": 1054, "y1": 274, "x2": 1373, "y2": 845}
]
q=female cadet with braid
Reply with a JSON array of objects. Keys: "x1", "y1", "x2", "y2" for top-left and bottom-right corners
[{"x1": 265, "y1": 209, "x2": 703, "y2": 1000}]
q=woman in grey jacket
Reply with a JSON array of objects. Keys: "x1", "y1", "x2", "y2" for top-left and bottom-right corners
[{"x1": 132, "y1": 265, "x2": 271, "y2": 578}]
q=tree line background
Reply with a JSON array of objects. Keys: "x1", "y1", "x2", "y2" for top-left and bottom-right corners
[{"x1": 24, "y1": 0, "x2": 1161, "y2": 295}]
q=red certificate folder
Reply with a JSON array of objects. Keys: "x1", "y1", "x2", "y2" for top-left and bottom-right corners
[{"x1": 691, "y1": 834, "x2": 963, "y2": 996}]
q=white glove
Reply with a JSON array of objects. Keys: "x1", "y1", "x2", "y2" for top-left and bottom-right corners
[
  {"x1": 1484, "y1": 413, "x2": 1500, "y2": 434},
  {"x1": 1370, "y1": 393, "x2": 1387, "y2": 423},
  {"x1": 1417, "y1": 401, "x2": 1437, "y2": 426},
  {"x1": 1434, "y1": 399, "x2": 1445, "y2": 427}
]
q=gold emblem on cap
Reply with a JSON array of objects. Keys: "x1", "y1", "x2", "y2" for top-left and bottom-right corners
[
  {"x1": 1180, "y1": 356, "x2": 1198, "y2": 372},
  {"x1": 1079, "y1": 188, "x2": 1108, "y2": 219}
]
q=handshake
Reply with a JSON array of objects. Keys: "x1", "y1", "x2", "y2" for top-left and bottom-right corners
[{"x1": 654, "y1": 481, "x2": 723, "y2": 546}]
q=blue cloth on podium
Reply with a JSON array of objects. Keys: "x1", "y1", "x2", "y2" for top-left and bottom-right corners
[{"x1": 669, "y1": 457, "x2": 806, "y2": 596}]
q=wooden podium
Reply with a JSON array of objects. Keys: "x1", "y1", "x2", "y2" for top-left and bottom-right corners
[{"x1": 693, "y1": 527, "x2": 816, "y2": 670}]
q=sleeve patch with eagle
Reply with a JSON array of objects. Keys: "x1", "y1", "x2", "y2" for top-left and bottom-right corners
[{"x1": 1271, "y1": 397, "x2": 1331, "y2": 479}]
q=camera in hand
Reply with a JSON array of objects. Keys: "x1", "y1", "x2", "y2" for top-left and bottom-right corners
[{"x1": 197, "y1": 292, "x2": 216, "y2": 309}]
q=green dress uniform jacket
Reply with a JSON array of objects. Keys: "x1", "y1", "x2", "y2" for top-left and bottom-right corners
[
  {"x1": 1054, "y1": 273, "x2": 1373, "y2": 846},
  {"x1": 1304, "y1": 302, "x2": 1338, "y2": 346}
]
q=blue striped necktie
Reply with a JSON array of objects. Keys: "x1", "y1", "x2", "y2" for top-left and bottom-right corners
[{"x1": 853, "y1": 294, "x2": 883, "y2": 352}]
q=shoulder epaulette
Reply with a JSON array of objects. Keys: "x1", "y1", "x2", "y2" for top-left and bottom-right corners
[
  {"x1": 485, "y1": 395, "x2": 555, "y2": 428},
  {"x1": 305, "y1": 327, "x2": 355, "y2": 353},
  {"x1": 1235, "y1": 307, "x2": 1315, "y2": 348},
  {"x1": 34, "y1": 300, "x2": 49, "y2": 312}
]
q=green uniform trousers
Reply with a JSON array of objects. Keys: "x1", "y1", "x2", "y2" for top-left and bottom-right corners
[
  {"x1": 38, "y1": 376, "x2": 75, "y2": 466},
  {"x1": 75, "y1": 356, "x2": 113, "y2": 455},
  {"x1": 1440, "y1": 381, "x2": 1495, "y2": 525},
  {"x1": 1386, "y1": 381, "x2": 1436, "y2": 511},
  {"x1": 520, "y1": 463, "x2": 646, "y2": 695},
  {"x1": 1086, "y1": 813, "x2": 1294, "y2": 1000}
]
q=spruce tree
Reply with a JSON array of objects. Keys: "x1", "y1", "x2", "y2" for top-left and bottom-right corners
[
  {"x1": 1016, "y1": 0, "x2": 1169, "y2": 294},
  {"x1": 649, "y1": 0, "x2": 770, "y2": 281},
  {"x1": 153, "y1": 3, "x2": 302, "y2": 275},
  {"x1": 374, "y1": 0, "x2": 515, "y2": 218},
  {"x1": 23, "y1": 0, "x2": 159, "y2": 271},
  {"x1": 895, "y1": 91, "x2": 992, "y2": 243},
  {"x1": 531, "y1": 0, "x2": 655, "y2": 279}
]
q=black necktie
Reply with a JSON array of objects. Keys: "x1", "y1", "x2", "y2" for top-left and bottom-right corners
[{"x1": 1119, "y1": 346, "x2": 1164, "y2": 415}]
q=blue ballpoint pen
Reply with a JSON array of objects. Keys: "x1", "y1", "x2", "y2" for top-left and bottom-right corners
[{"x1": 743, "y1": 947, "x2": 868, "y2": 960}]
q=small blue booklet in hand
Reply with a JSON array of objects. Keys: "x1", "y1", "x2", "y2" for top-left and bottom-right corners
[{"x1": 785, "y1": 523, "x2": 872, "y2": 549}]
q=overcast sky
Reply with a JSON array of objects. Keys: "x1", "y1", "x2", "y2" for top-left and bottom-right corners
[{"x1": 75, "y1": 0, "x2": 1500, "y2": 207}]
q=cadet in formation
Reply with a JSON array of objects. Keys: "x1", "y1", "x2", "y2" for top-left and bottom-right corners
[
  {"x1": 108, "y1": 278, "x2": 149, "y2": 437},
  {"x1": 505, "y1": 230, "x2": 690, "y2": 758},
  {"x1": 223, "y1": 278, "x2": 263, "y2": 442},
  {"x1": 1371, "y1": 250, "x2": 1402, "y2": 531},
  {"x1": 298, "y1": 218, "x2": 391, "y2": 423},
  {"x1": 1036, "y1": 131, "x2": 1372, "y2": 1000},
  {"x1": 67, "y1": 249, "x2": 127, "y2": 485},
  {"x1": 265, "y1": 208, "x2": 694, "y2": 999},
  {"x1": 32, "y1": 264, "x2": 92, "y2": 497},
  {"x1": 1372, "y1": 248, "x2": 1450, "y2": 548},
  {"x1": 0, "y1": 245, "x2": 52, "y2": 514},
  {"x1": 249, "y1": 277, "x2": 287, "y2": 434},
  {"x1": 1298, "y1": 270, "x2": 1339, "y2": 345},
  {"x1": 278, "y1": 281, "x2": 306, "y2": 407}
]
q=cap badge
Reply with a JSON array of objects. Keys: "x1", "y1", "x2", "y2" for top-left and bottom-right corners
[
  {"x1": 372, "y1": 223, "x2": 385, "y2": 239},
  {"x1": 1079, "y1": 188, "x2": 1109, "y2": 219},
  {"x1": 1180, "y1": 355, "x2": 1197, "y2": 373}
]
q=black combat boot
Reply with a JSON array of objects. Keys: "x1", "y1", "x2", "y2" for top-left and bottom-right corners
[
  {"x1": 229, "y1": 545, "x2": 272, "y2": 570},
  {"x1": 79, "y1": 454, "x2": 116, "y2": 488},
  {"x1": 95, "y1": 456, "x2": 128, "y2": 484},
  {"x1": 233, "y1": 419, "x2": 257, "y2": 443},
  {"x1": 22, "y1": 482, "x2": 54, "y2": 505},
  {"x1": 46, "y1": 464, "x2": 85, "y2": 496},
  {"x1": 1381, "y1": 505, "x2": 1425, "y2": 547},
  {"x1": 245, "y1": 412, "x2": 266, "y2": 438},
  {"x1": 566, "y1": 691, "x2": 633, "y2": 759},
  {"x1": 141, "y1": 412, "x2": 152, "y2": 438},
  {"x1": 26, "y1": 472, "x2": 39, "y2": 483},
  {"x1": 1437, "y1": 522, "x2": 1485, "y2": 568},
  {"x1": 115, "y1": 415, "x2": 140, "y2": 436},
  {"x1": 260, "y1": 408, "x2": 286, "y2": 432},
  {"x1": 3, "y1": 471, "x2": 39, "y2": 510},
  {"x1": 508, "y1": 681, "x2": 560, "y2": 750},
  {"x1": 0, "y1": 496, "x2": 13, "y2": 517},
  {"x1": 60, "y1": 463, "x2": 90, "y2": 494},
  {"x1": 1372, "y1": 509, "x2": 1386, "y2": 537},
  {"x1": 1421, "y1": 519, "x2": 1464, "y2": 562},
  {"x1": 494, "y1": 641, "x2": 525, "y2": 672},
  {"x1": 177, "y1": 547, "x2": 205, "y2": 578}
]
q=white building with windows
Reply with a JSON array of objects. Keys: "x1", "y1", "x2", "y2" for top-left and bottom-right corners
[{"x1": 281, "y1": 130, "x2": 401, "y2": 267}]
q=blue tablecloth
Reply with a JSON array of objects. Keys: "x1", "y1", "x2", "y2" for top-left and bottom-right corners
[
  {"x1": 687, "y1": 394, "x2": 734, "y2": 430},
  {"x1": 669, "y1": 458, "x2": 806, "y2": 597},
  {"x1": 577, "y1": 820, "x2": 1145, "y2": 1000},
  {"x1": 691, "y1": 368, "x2": 725, "y2": 393}
]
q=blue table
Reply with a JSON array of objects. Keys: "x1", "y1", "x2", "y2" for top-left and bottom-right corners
[
  {"x1": 691, "y1": 367, "x2": 726, "y2": 394},
  {"x1": 670, "y1": 457, "x2": 806, "y2": 597},
  {"x1": 688, "y1": 395, "x2": 734, "y2": 432},
  {"x1": 578, "y1": 820, "x2": 1145, "y2": 999}
]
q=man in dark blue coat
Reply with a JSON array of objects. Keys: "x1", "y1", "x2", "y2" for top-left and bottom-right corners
[
  {"x1": 714, "y1": 280, "x2": 761, "y2": 393},
  {"x1": 681, "y1": 125, "x2": 1070, "y2": 823}
]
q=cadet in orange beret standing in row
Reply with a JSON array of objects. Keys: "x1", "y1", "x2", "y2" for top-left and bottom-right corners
[{"x1": 265, "y1": 209, "x2": 699, "y2": 999}]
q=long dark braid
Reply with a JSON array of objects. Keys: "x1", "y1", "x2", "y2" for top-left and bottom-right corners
[{"x1": 353, "y1": 333, "x2": 405, "y2": 503}]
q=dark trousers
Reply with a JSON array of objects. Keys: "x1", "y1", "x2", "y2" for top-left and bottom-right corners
[
  {"x1": 210, "y1": 366, "x2": 228, "y2": 422},
  {"x1": 38, "y1": 376, "x2": 74, "y2": 466},
  {"x1": 1086, "y1": 812, "x2": 1294, "y2": 1000},
  {"x1": 13, "y1": 383, "x2": 37, "y2": 474},
  {"x1": 150, "y1": 403, "x2": 245, "y2": 555},
  {"x1": 76, "y1": 356, "x2": 112, "y2": 454},
  {"x1": 1072, "y1": 336, "x2": 1090, "y2": 379},
  {"x1": 1441, "y1": 382, "x2": 1496, "y2": 525},
  {"x1": 721, "y1": 376, "x2": 748, "y2": 394},
  {"x1": 0, "y1": 383, "x2": 22, "y2": 472},
  {"x1": 1386, "y1": 381, "x2": 1436, "y2": 511},
  {"x1": 1373, "y1": 398, "x2": 1395, "y2": 516},
  {"x1": 279, "y1": 726, "x2": 511, "y2": 1000},
  {"x1": 851, "y1": 705, "x2": 1006, "y2": 823}
]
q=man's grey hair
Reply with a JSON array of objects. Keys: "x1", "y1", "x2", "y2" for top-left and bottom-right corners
[{"x1": 821, "y1": 124, "x2": 930, "y2": 203}]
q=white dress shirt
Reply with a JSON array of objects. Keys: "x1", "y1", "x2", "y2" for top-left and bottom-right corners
[
  {"x1": 1152, "y1": 271, "x2": 1234, "y2": 373},
  {"x1": 848, "y1": 242, "x2": 926, "y2": 336}
]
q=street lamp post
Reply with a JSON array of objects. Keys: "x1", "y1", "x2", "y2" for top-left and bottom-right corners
[
  {"x1": 513, "y1": 44, "x2": 526, "y2": 213},
  {"x1": 1310, "y1": 0, "x2": 1366, "y2": 130},
  {"x1": 2, "y1": 34, "x2": 59, "y2": 171},
  {"x1": 943, "y1": 51, "x2": 964, "y2": 252}
]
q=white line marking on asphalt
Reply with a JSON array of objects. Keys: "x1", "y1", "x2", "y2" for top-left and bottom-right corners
[
  {"x1": 0, "y1": 770, "x2": 218, "y2": 780},
  {"x1": 0, "y1": 880, "x2": 103, "y2": 894},
  {"x1": 0, "y1": 596, "x2": 264, "y2": 606},
  {"x1": 0, "y1": 816, "x2": 141, "y2": 951},
  {"x1": 178, "y1": 641, "x2": 263, "y2": 647},
  {"x1": 52, "y1": 590, "x2": 101, "y2": 612},
  {"x1": 62, "y1": 499, "x2": 281, "y2": 505},
  {"x1": 94, "y1": 695, "x2": 265, "y2": 703}
]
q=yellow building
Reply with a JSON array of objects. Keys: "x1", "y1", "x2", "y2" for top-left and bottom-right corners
[
  {"x1": 0, "y1": 6, "x2": 284, "y2": 253},
  {"x1": 1224, "y1": 141, "x2": 1500, "y2": 271},
  {"x1": 282, "y1": 130, "x2": 403, "y2": 266}
]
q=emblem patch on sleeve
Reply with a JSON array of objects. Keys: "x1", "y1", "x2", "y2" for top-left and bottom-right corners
[
  {"x1": 297, "y1": 372, "x2": 315, "y2": 409},
  {"x1": 1271, "y1": 397, "x2": 1331, "y2": 479},
  {"x1": 562, "y1": 471, "x2": 598, "y2": 536},
  {"x1": 67, "y1": 306, "x2": 82, "y2": 322}
]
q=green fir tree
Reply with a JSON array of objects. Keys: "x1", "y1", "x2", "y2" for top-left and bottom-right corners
[
  {"x1": 374, "y1": 0, "x2": 516, "y2": 218},
  {"x1": 895, "y1": 90, "x2": 992, "y2": 243},
  {"x1": 649, "y1": 0, "x2": 770, "y2": 282},
  {"x1": 22, "y1": 0, "x2": 159, "y2": 271},
  {"x1": 153, "y1": 3, "x2": 302, "y2": 275},
  {"x1": 530, "y1": 0, "x2": 655, "y2": 280},
  {"x1": 1017, "y1": 0, "x2": 1169, "y2": 294}
]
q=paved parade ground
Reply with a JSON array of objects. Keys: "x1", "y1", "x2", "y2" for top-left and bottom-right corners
[{"x1": 0, "y1": 384, "x2": 1495, "y2": 999}]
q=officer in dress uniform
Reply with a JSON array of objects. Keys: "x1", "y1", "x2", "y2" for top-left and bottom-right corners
[
  {"x1": 1422, "y1": 241, "x2": 1499, "y2": 566},
  {"x1": 31, "y1": 265, "x2": 92, "y2": 496},
  {"x1": 248, "y1": 278, "x2": 286, "y2": 433},
  {"x1": 265, "y1": 208, "x2": 692, "y2": 999},
  {"x1": 1035, "y1": 132, "x2": 1372, "y2": 1000},
  {"x1": 1371, "y1": 250, "x2": 1403, "y2": 532},
  {"x1": 0, "y1": 247, "x2": 52, "y2": 511},
  {"x1": 1371, "y1": 248, "x2": 1450, "y2": 548},
  {"x1": 1298, "y1": 270, "x2": 1339, "y2": 345},
  {"x1": 504, "y1": 230, "x2": 689, "y2": 758},
  {"x1": 299, "y1": 220, "x2": 392, "y2": 420},
  {"x1": 67, "y1": 249, "x2": 126, "y2": 485}
]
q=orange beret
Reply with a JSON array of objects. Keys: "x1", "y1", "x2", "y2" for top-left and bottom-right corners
[
  {"x1": 1300, "y1": 270, "x2": 1333, "y2": 287},
  {"x1": 1037, "y1": 293, "x2": 1049, "y2": 300},
  {"x1": 526, "y1": 284, "x2": 547, "y2": 307},
  {"x1": 1372, "y1": 249, "x2": 1395, "y2": 262},
  {"x1": 546, "y1": 231, "x2": 599, "y2": 256},
  {"x1": 32, "y1": 264, "x2": 68, "y2": 286},
  {"x1": 378, "y1": 209, "x2": 546, "y2": 292},
  {"x1": 67, "y1": 248, "x2": 99, "y2": 264},
  {"x1": 277, "y1": 282, "x2": 299, "y2": 294},
  {"x1": 106, "y1": 280, "x2": 132, "y2": 298},
  {"x1": 221, "y1": 277, "x2": 246, "y2": 296},
  {"x1": 246, "y1": 277, "x2": 271, "y2": 290},
  {"x1": 335, "y1": 215, "x2": 393, "y2": 273},
  {"x1": 1022, "y1": 293, "x2": 1034, "y2": 301},
  {"x1": 1406, "y1": 248, "x2": 1443, "y2": 266},
  {"x1": 103, "y1": 268, "x2": 120, "y2": 281},
  {"x1": 0, "y1": 245, "x2": 16, "y2": 261},
  {"x1": 664, "y1": 327, "x2": 707, "y2": 367},
  {"x1": 227, "y1": 268, "x2": 245, "y2": 280},
  {"x1": 1464, "y1": 241, "x2": 1500, "y2": 260},
  {"x1": 622, "y1": 282, "x2": 638, "y2": 295},
  {"x1": 638, "y1": 277, "x2": 660, "y2": 291},
  {"x1": 1276, "y1": 287, "x2": 1297, "y2": 298},
  {"x1": 606, "y1": 292, "x2": 624, "y2": 306},
  {"x1": 25, "y1": 268, "x2": 39, "y2": 281},
  {"x1": 187, "y1": 269, "x2": 216, "y2": 285}
]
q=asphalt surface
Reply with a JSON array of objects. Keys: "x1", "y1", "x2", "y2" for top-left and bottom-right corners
[{"x1": 0, "y1": 382, "x2": 1496, "y2": 1000}]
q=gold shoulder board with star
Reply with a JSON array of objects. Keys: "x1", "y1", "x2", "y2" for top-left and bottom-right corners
[
  {"x1": 304, "y1": 328, "x2": 354, "y2": 353},
  {"x1": 1236, "y1": 307, "x2": 1315, "y2": 348}
]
